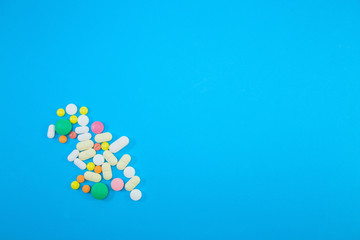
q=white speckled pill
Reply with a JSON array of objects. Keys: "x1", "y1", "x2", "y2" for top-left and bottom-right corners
[
  {"x1": 95, "y1": 132, "x2": 112, "y2": 143},
  {"x1": 103, "y1": 151, "x2": 118, "y2": 166},
  {"x1": 74, "y1": 158, "x2": 86, "y2": 170},
  {"x1": 47, "y1": 124, "x2": 55, "y2": 138},
  {"x1": 117, "y1": 154, "x2": 131, "y2": 170},
  {"x1": 79, "y1": 149, "x2": 96, "y2": 160},
  {"x1": 109, "y1": 136, "x2": 129, "y2": 153},
  {"x1": 77, "y1": 133, "x2": 92, "y2": 141},
  {"x1": 124, "y1": 166, "x2": 135, "y2": 178},
  {"x1": 66, "y1": 103, "x2": 77, "y2": 115},
  {"x1": 67, "y1": 149, "x2": 79, "y2": 162},
  {"x1": 102, "y1": 163, "x2": 112, "y2": 180},
  {"x1": 76, "y1": 140, "x2": 94, "y2": 151},
  {"x1": 93, "y1": 154, "x2": 105, "y2": 166},
  {"x1": 125, "y1": 176, "x2": 140, "y2": 191},
  {"x1": 75, "y1": 126, "x2": 89, "y2": 134},
  {"x1": 130, "y1": 189, "x2": 142, "y2": 201},
  {"x1": 78, "y1": 115, "x2": 89, "y2": 126},
  {"x1": 84, "y1": 171, "x2": 102, "y2": 182}
]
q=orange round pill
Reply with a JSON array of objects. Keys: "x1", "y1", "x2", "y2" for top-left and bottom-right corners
[
  {"x1": 77, "y1": 175, "x2": 85, "y2": 183},
  {"x1": 59, "y1": 135, "x2": 67, "y2": 143},
  {"x1": 69, "y1": 131, "x2": 77, "y2": 139},
  {"x1": 94, "y1": 143, "x2": 101, "y2": 151},
  {"x1": 94, "y1": 165, "x2": 102, "y2": 173},
  {"x1": 82, "y1": 185, "x2": 91, "y2": 193}
]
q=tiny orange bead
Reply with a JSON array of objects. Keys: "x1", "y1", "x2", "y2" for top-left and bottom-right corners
[
  {"x1": 94, "y1": 143, "x2": 101, "y2": 151},
  {"x1": 69, "y1": 131, "x2": 77, "y2": 139},
  {"x1": 77, "y1": 175, "x2": 85, "y2": 183},
  {"x1": 82, "y1": 185, "x2": 91, "y2": 193},
  {"x1": 59, "y1": 135, "x2": 67, "y2": 143},
  {"x1": 94, "y1": 165, "x2": 102, "y2": 173}
]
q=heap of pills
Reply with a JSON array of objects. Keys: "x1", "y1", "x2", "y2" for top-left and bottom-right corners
[{"x1": 47, "y1": 103, "x2": 142, "y2": 201}]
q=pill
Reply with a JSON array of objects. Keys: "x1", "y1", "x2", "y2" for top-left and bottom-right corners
[
  {"x1": 117, "y1": 154, "x2": 131, "y2": 170},
  {"x1": 59, "y1": 135, "x2": 67, "y2": 143},
  {"x1": 78, "y1": 115, "x2": 89, "y2": 126},
  {"x1": 125, "y1": 176, "x2": 140, "y2": 191},
  {"x1": 47, "y1": 124, "x2": 55, "y2": 138},
  {"x1": 71, "y1": 181, "x2": 80, "y2": 190},
  {"x1": 82, "y1": 185, "x2": 91, "y2": 193},
  {"x1": 94, "y1": 143, "x2": 101, "y2": 151},
  {"x1": 94, "y1": 165, "x2": 102, "y2": 173},
  {"x1": 55, "y1": 119, "x2": 72, "y2": 135},
  {"x1": 57, "y1": 108, "x2": 65, "y2": 117},
  {"x1": 75, "y1": 126, "x2": 89, "y2": 134},
  {"x1": 77, "y1": 133, "x2": 92, "y2": 142},
  {"x1": 69, "y1": 115, "x2": 77, "y2": 124},
  {"x1": 95, "y1": 132, "x2": 112, "y2": 143},
  {"x1": 84, "y1": 171, "x2": 102, "y2": 182},
  {"x1": 80, "y1": 106, "x2": 88, "y2": 115},
  {"x1": 87, "y1": 162, "x2": 95, "y2": 171},
  {"x1": 130, "y1": 189, "x2": 142, "y2": 201},
  {"x1": 101, "y1": 142, "x2": 109, "y2": 150},
  {"x1": 66, "y1": 103, "x2": 77, "y2": 115},
  {"x1": 91, "y1": 183, "x2": 108, "y2": 200},
  {"x1": 111, "y1": 178, "x2": 124, "y2": 191},
  {"x1": 77, "y1": 175, "x2": 85, "y2": 183},
  {"x1": 69, "y1": 131, "x2": 77, "y2": 139},
  {"x1": 102, "y1": 162, "x2": 112, "y2": 180},
  {"x1": 79, "y1": 149, "x2": 96, "y2": 160},
  {"x1": 67, "y1": 149, "x2": 79, "y2": 162},
  {"x1": 76, "y1": 140, "x2": 94, "y2": 151},
  {"x1": 91, "y1": 121, "x2": 104, "y2": 134},
  {"x1": 103, "y1": 151, "x2": 118, "y2": 166},
  {"x1": 109, "y1": 136, "x2": 129, "y2": 153},
  {"x1": 74, "y1": 158, "x2": 86, "y2": 170},
  {"x1": 124, "y1": 166, "x2": 135, "y2": 178},
  {"x1": 93, "y1": 154, "x2": 105, "y2": 165}
]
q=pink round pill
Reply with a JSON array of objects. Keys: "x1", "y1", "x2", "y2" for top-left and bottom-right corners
[
  {"x1": 111, "y1": 178, "x2": 124, "y2": 191},
  {"x1": 91, "y1": 121, "x2": 104, "y2": 134}
]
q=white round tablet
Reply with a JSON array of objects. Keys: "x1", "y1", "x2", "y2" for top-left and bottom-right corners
[
  {"x1": 66, "y1": 104, "x2": 77, "y2": 115},
  {"x1": 130, "y1": 189, "x2": 142, "y2": 201},
  {"x1": 124, "y1": 166, "x2": 135, "y2": 178},
  {"x1": 78, "y1": 115, "x2": 89, "y2": 126},
  {"x1": 93, "y1": 154, "x2": 105, "y2": 166}
]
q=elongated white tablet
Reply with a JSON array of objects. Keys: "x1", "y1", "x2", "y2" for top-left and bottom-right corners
[
  {"x1": 103, "y1": 151, "x2": 118, "y2": 166},
  {"x1": 93, "y1": 154, "x2": 105, "y2": 166},
  {"x1": 66, "y1": 103, "x2": 77, "y2": 115},
  {"x1": 125, "y1": 176, "x2": 140, "y2": 191},
  {"x1": 84, "y1": 171, "x2": 101, "y2": 182},
  {"x1": 102, "y1": 163, "x2": 112, "y2": 180},
  {"x1": 130, "y1": 189, "x2": 142, "y2": 201},
  {"x1": 67, "y1": 149, "x2": 79, "y2": 162},
  {"x1": 47, "y1": 124, "x2": 55, "y2": 138},
  {"x1": 109, "y1": 136, "x2": 129, "y2": 153},
  {"x1": 75, "y1": 126, "x2": 89, "y2": 134},
  {"x1": 95, "y1": 132, "x2": 112, "y2": 143},
  {"x1": 77, "y1": 133, "x2": 92, "y2": 141},
  {"x1": 117, "y1": 154, "x2": 131, "y2": 170},
  {"x1": 74, "y1": 158, "x2": 86, "y2": 170},
  {"x1": 78, "y1": 115, "x2": 89, "y2": 126},
  {"x1": 79, "y1": 149, "x2": 96, "y2": 160},
  {"x1": 124, "y1": 166, "x2": 135, "y2": 178},
  {"x1": 76, "y1": 140, "x2": 94, "y2": 151}
]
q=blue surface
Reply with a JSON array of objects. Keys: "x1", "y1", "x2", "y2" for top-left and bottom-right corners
[{"x1": 1, "y1": 0, "x2": 360, "y2": 239}]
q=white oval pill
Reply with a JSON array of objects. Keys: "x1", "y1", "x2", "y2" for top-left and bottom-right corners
[
  {"x1": 124, "y1": 166, "x2": 135, "y2": 178},
  {"x1": 47, "y1": 124, "x2": 55, "y2": 138},
  {"x1": 117, "y1": 154, "x2": 131, "y2": 170},
  {"x1": 67, "y1": 149, "x2": 79, "y2": 162},
  {"x1": 94, "y1": 132, "x2": 112, "y2": 143},
  {"x1": 103, "y1": 151, "x2": 118, "y2": 166},
  {"x1": 66, "y1": 103, "x2": 77, "y2": 115},
  {"x1": 102, "y1": 162, "x2": 112, "y2": 180},
  {"x1": 74, "y1": 158, "x2": 86, "y2": 170},
  {"x1": 77, "y1": 132, "x2": 92, "y2": 141},
  {"x1": 130, "y1": 189, "x2": 142, "y2": 201},
  {"x1": 93, "y1": 154, "x2": 105, "y2": 166},
  {"x1": 75, "y1": 126, "x2": 89, "y2": 134},
  {"x1": 84, "y1": 171, "x2": 102, "y2": 182},
  {"x1": 78, "y1": 115, "x2": 89, "y2": 126},
  {"x1": 76, "y1": 140, "x2": 94, "y2": 151},
  {"x1": 79, "y1": 149, "x2": 96, "y2": 160},
  {"x1": 125, "y1": 176, "x2": 140, "y2": 191},
  {"x1": 109, "y1": 136, "x2": 129, "y2": 153}
]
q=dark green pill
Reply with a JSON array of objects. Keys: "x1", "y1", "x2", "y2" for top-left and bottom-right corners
[
  {"x1": 91, "y1": 183, "x2": 109, "y2": 200},
  {"x1": 55, "y1": 119, "x2": 72, "y2": 135}
]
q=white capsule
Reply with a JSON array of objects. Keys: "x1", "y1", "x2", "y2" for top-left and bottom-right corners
[
  {"x1": 76, "y1": 140, "x2": 94, "y2": 151},
  {"x1": 77, "y1": 133, "x2": 92, "y2": 141},
  {"x1": 84, "y1": 171, "x2": 102, "y2": 182},
  {"x1": 130, "y1": 189, "x2": 142, "y2": 201},
  {"x1": 79, "y1": 149, "x2": 96, "y2": 160},
  {"x1": 66, "y1": 103, "x2": 77, "y2": 115},
  {"x1": 75, "y1": 126, "x2": 89, "y2": 134},
  {"x1": 93, "y1": 154, "x2": 105, "y2": 166},
  {"x1": 95, "y1": 132, "x2": 112, "y2": 143},
  {"x1": 74, "y1": 158, "x2": 86, "y2": 170},
  {"x1": 103, "y1": 150, "x2": 118, "y2": 166},
  {"x1": 78, "y1": 115, "x2": 89, "y2": 126},
  {"x1": 109, "y1": 136, "x2": 129, "y2": 153},
  {"x1": 67, "y1": 149, "x2": 79, "y2": 162},
  {"x1": 124, "y1": 166, "x2": 135, "y2": 178},
  {"x1": 117, "y1": 154, "x2": 131, "y2": 170},
  {"x1": 125, "y1": 176, "x2": 140, "y2": 191},
  {"x1": 47, "y1": 124, "x2": 55, "y2": 138},
  {"x1": 102, "y1": 163, "x2": 112, "y2": 180}
]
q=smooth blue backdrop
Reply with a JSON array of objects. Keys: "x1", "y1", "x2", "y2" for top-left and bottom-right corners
[{"x1": 1, "y1": 0, "x2": 360, "y2": 239}]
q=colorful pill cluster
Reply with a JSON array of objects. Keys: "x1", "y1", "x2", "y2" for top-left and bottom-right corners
[{"x1": 47, "y1": 103, "x2": 142, "y2": 201}]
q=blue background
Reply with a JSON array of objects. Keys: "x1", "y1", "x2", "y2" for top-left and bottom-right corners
[{"x1": 1, "y1": 0, "x2": 360, "y2": 239}]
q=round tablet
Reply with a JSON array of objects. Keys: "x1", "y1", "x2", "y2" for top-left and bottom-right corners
[
  {"x1": 94, "y1": 143, "x2": 101, "y2": 151},
  {"x1": 111, "y1": 178, "x2": 124, "y2": 191},
  {"x1": 69, "y1": 115, "x2": 78, "y2": 124},
  {"x1": 101, "y1": 142, "x2": 109, "y2": 150},
  {"x1": 87, "y1": 162, "x2": 95, "y2": 171},
  {"x1": 55, "y1": 119, "x2": 72, "y2": 135},
  {"x1": 124, "y1": 166, "x2": 135, "y2": 178},
  {"x1": 66, "y1": 104, "x2": 77, "y2": 115},
  {"x1": 71, "y1": 181, "x2": 80, "y2": 190},
  {"x1": 78, "y1": 115, "x2": 89, "y2": 126},
  {"x1": 91, "y1": 121, "x2": 104, "y2": 134},
  {"x1": 91, "y1": 183, "x2": 108, "y2": 200},
  {"x1": 93, "y1": 154, "x2": 104, "y2": 165},
  {"x1": 69, "y1": 131, "x2": 77, "y2": 139},
  {"x1": 59, "y1": 135, "x2": 67, "y2": 143},
  {"x1": 57, "y1": 108, "x2": 65, "y2": 117},
  {"x1": 94, "y1": 165, "x2": 102, "y2": 173},
  {"x1": 130, "y1": 189, "x2": 142, "y2": 201},
  {"x1": 82, "y1": 185, "x2": 91, "y2": 193},
  {"x1": 77, "y1": 175, "x2": 85, "y2": 183},
  {"x1": 80, "y1": 107, "x2": 88, "y2": 115}
]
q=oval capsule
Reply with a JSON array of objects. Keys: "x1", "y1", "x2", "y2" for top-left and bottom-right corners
[
  {"x1": 75, "y1": 126, "x2": 89, "y2": 134},
  {"x1": 47, "y1": 124, "x2": 55, "y2": 138},
  {"x1": 95, "y1": 132, "x2": 112, "y2": 143},
  {"x1": 79, "y1": 149, "x2": 96, "y2": 160},
  {"x1": 103, "y1": 151, "x2": 118, "y2": 166},
  {"x1": 76, "y1": 140, "x2": 94, "y2": 151},
  {"x1": 74, "y1": 158, "x2": 86, "y2": 170},
  {"x1": 125, "y1": 176, "x2": 140, "y2": 191},
  {"x1": 117, "y1": 154, "x2": 131, "y2": 170},
  {"x1": 109, "y1": 136, "x2": 129, "y2": 153},
  {"x1": 102, "y1": 163, "x2": 112, "y2": 180},
  {"x1": 77, "y1": 133, "x2": 92, "y2": 142},
  {"x1": 67, "y1": 149, "x2": 79, "y2": 162},
  {"x1": 84, "y1": 171, "x2": 102, "y2": 182}
]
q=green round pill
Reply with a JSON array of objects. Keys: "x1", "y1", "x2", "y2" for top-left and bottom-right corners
[
  {"x1": 55, "y1": 119, "x2": 72, "y2": 135},
  {"x1": 91, "y1": 183, "x2": 109, "y2": 200}
]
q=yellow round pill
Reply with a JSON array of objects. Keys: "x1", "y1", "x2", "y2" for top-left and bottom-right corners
[
  {"x1": 57, "y1": 108, "x2": 65, "y2": 117},
  {"x1": 101, "y1": 142, "x2": 109, "y2": 150},
  {"x1": 87, "y1": 162, "x2": 95, "y2": 171},
  {"x1": 80, "y1": 107, "x2": 88, "y2": 115},
  {"x1": 69, "y1": 115, "x2": 78, "y2": 124},
  {"x1": 71, "y1": 181, "x2": 80, "y2": 190}
]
